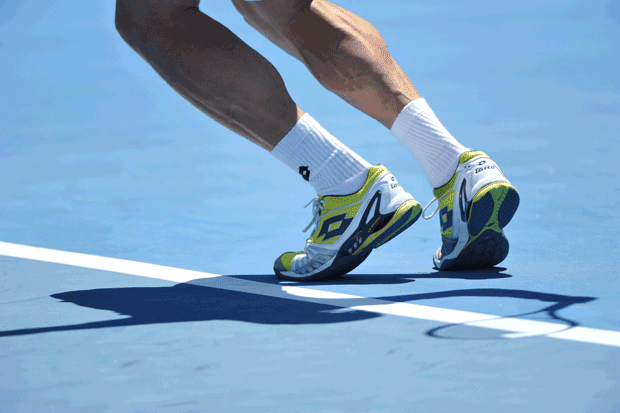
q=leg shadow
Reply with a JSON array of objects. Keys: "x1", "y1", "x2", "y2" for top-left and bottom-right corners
[
  {"x1": 0, "y1": 273, "x2": 595, "y2": 341},
  {"x1": 0, "y1": 281, "x2": 379, "y2": 338}
]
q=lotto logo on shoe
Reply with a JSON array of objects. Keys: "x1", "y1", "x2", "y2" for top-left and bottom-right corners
[
  {"x1": 474, "y1": 160, "x2": 496, "y2": 174},
  {"x1": 318, "y1": 213, "x2": 353, "y2": 241},
  {"x1": 390, "y1": 176, "x2": 400, "y2": 189}
]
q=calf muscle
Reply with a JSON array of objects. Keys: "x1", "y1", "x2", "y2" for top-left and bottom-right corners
[{"x1": 115, "y1": 2, "x2": 301, "y2": 150}]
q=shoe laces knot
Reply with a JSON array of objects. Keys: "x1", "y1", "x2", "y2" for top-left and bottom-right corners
[{"x1": 302, "y1": 197, "x2": 325, "y2": 233}]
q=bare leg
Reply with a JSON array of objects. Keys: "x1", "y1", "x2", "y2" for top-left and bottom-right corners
[
  {"x1": 115, "y1": 0, "x2": 303, "y2": 150},
  {"x1": 233, "y1": 0, "x2": 421, "y2": 129}
]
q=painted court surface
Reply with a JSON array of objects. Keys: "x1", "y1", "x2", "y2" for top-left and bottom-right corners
[{"x1": 1, "y1": 0, "x2": 619, "y2": 412}]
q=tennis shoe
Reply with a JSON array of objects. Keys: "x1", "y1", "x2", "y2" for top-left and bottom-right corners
[
  {"x1": 423, "y1": 151, "x2": 520, "y2": 270},
  {"x1": 274, "y1": 165, "x2": 422, "y2": 281}
]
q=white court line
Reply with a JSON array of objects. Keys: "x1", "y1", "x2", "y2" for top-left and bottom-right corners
[
  {"x1": 1, "y1": 240, "x2": 620, "y2": 347},
  {"x1": 0, "y1": 241, "x2": 220, "y2": 283}
]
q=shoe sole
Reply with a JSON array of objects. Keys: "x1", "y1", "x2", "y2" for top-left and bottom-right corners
[
  {"x1": 276, "y1": 199, "x2": 422, "y2": 281},
  {"x1": 438, "y1": 182, "x2": 520, "y2": 271}
]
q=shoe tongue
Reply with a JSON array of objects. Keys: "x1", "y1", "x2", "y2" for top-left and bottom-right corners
[{"x1": 321, "y1": 194, "x2": 351, "y2": 211}]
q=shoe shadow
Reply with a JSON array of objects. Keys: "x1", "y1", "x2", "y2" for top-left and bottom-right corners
[
  {"x1": 233, "y1": 267, "x2": 512, "y2": 286},
  {"x1": 0, "y1": 270, "x2": 594, "y2": 340}
]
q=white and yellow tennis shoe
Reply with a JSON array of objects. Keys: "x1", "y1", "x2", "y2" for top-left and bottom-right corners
[
  {"x1": 423, "y1": 151, "x2": 520, "y2": 270},
  {"x1": 274, "y1": 165, "x2": 422, "y2": 281}
]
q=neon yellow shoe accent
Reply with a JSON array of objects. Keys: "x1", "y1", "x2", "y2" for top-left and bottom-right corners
[
  {"x1": 361, "y1": 199, "x2": 422, "y2": 251},
  {"x1": 278, "y1": 252, "x2": 302, "y2": 272}
]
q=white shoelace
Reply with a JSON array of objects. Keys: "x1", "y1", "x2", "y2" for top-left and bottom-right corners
[
  {"x1": 302, "y1": 198, "x2": 325, "y2": 233},
  {"x1": 422, "y1": 197, "x2": 439, "y2": 220}
]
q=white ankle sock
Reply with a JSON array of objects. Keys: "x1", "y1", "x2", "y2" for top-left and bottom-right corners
[
  {"x1": 271, "y1": 113, "x2": 371, "y2": 196},
  {"x1": 391, "y1": 98, "x2": 469, "y2": 188}
]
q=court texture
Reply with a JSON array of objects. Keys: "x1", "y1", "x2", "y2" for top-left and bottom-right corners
[{"x1": 1, "y1": 0, "x2": 619, "y2": 412}]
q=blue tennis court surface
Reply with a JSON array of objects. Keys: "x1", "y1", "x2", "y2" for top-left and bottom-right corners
[{"x1": 1, "y1": 0, "x2": 619, "y2": 411}]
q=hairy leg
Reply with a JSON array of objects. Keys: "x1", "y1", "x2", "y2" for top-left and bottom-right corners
[
  {"x1": 115, "y1": 0, "x2": 303, "y2": 150},
  {"x1": 233, "y1": 0, "x2": 421, "y2": 129}
]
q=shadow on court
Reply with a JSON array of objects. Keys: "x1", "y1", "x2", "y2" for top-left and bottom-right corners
[
  {"x1": 380, "y1": 288, "x2": 596, "y2": 340},
  {"x1": 233, "y1": 267, "x2": 513, "y2": 286},
  {"x1": 0, "y1": 271, "x2": 596, "y2": 339}
]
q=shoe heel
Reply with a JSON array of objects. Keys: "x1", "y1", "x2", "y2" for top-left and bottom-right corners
[
  {"x1": 468, "y1": 182, "x2": 520, "y2": 237},
  {"x1": 370, "y1": 200, "x2": 422, "y2": 250}
]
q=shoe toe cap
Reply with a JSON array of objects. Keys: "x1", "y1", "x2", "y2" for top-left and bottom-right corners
[{"x1": 274, "y1": 251, "x2": 300, "y2": 273}]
